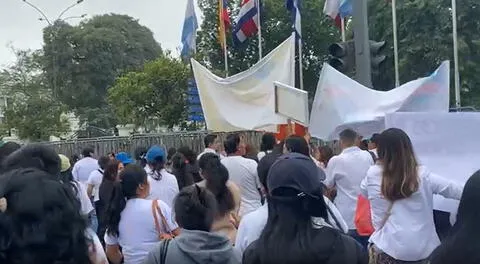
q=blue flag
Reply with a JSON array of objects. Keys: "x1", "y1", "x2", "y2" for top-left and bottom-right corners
[
  {"x1": 339, "y1": 0, "x2": 352, "y2": 18},
  {"x1": 181, "y1": 0, "x2": 198, "y2": 59},
  {"x1": 286, "y1": 0, "x2": 301, "y2": 38}
]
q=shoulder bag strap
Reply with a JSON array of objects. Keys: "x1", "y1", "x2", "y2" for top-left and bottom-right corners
[
  {"x1": 160, "y1": 239, "x2": 171, "y2": 264},
  {"x1": 151, "y1": 200, "x2": 163, "y2": 238},
  {"x1": 154, "y1": 201, "x2": 171, "y2": 234},
  {"x1": 378, "y1": 202, "x2": 394, "y2": 230}
]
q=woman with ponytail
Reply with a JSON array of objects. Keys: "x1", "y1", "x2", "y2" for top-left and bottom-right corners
[
  {"x1": 197, "y1": 153, "x2": 241, "y2": 243},
  {"x1": 104, "y1": 164, "x2": 180, "y2": 264},
  {"x1": 145, "y1": 146, "x2": 179, "y2": 207}
]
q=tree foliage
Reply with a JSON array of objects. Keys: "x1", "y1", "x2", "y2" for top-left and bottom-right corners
[
  {"x1": 369, "y1": 0, "x2": 480, "y2": 107},
  {"x1": 108, "y1": 54, "x2": 190, "y2": 130},
  {"x1": 0, "y1": 50, "x2": 69, "y2": 141},
  {"x1": 42, "y1": 14, "x2": 163, "y2": 128}
]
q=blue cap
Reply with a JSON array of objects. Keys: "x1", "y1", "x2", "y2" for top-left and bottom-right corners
[
  {"x1": 146, "y1": 146, "x2": 165, "y2": 163},
  {"x1": 116, "y1": 152, "x2": 134, "y2": 165}
]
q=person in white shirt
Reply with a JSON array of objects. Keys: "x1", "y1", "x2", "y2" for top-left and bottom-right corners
[
  {"x1": 104, "y1": 165, "x2": 179, "y2": 264},
  {"x1": 87, "y1": 156, "x2": 110, "y2": 201},
  {"x1": 368, "y1": 133, "x2": 380, "y2": 159},
  {"x1": 324, "y1": 128, "x2": 374, "y2": 247},
  {"x1": 198, "y1": 134, "x2": 223, "y2": 160},
  {"x1": 144, "y1": 145, "x2": 179, "y2": 208},
  {"x1": 221, "y1": 133, "x2": 261, "y2": 217},
  {"x1": 72, "y1": 147, "x2": 99, "y2": 185},
  {"x1": 361, "y1": 128, "x2": 463, "y2": 263},
  {"x1": 257, "y1": 133, "x2": 276, "y2": 161},
  {"x1": 235, "y1": 151, "x2": 348, "y2": 255}
]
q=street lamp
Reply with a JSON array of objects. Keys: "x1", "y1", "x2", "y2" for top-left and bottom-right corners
[{"x1": 21, "y1": 0, "x2": 86, "y2": 98}]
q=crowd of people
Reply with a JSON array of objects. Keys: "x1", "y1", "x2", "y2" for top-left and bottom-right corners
[{"x1": 0, "y1": 128, "x2": 476, "y2": 264}]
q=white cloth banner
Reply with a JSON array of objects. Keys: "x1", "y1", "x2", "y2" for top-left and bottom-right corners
[
  {"x1": 385, "y1": 112, "x2": 479, "y2": 214},
  {"x1": 309, "y1": 61, "x2": 450, "y2": 140},
  {"x1": 191, "y1": 36, "x2": 294, "y2": 132}
]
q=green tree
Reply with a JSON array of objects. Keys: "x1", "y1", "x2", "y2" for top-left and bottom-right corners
[
  {"x1": 108, "y1": 54, "x2": 190, "y2": 130},
  {"x1": 369, "y1": 0, "x2": 480, "y2": 107},
  {"x1": 196, "y1": 0, "x2": 340, "y2": 94},
  {"x1": 0, "y1": 49, "x2": 69, "y2": 141},
  {"x1": 42, "y1": 14, "x2": 163, "y2": 128}
]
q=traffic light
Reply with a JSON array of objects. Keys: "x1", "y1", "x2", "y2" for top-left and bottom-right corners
[
  {"x1": 328, "y1": 40, "x2": 355, "y2": 73},
  {"x1": 369, "y1": 40, "x2": 386, "y2": 75}
]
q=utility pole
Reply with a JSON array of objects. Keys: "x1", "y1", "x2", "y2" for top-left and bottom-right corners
[{"x1": 352, "y1": 0, "x2": 372, "y2": 87}]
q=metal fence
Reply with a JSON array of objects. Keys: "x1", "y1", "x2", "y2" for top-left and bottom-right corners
[{"x1": 46, "y1": 131, "x2": 264, "y2": 157}]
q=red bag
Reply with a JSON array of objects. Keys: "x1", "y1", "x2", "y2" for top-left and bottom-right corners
[{"x1": 355, "y1": 195, "x2": 374, "y2": 236}]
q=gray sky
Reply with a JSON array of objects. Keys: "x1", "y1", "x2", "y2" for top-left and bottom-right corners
[{"x1": 0, "y1": 0, "x2": 202, "y2": 67}]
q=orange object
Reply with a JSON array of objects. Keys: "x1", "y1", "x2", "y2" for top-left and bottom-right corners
[
  {"x1": 355, "y1": 195, "x2": 374, "y2": 236},
  {"x1": 275, "y1": 122, "x2": 307, "y2": 141}
]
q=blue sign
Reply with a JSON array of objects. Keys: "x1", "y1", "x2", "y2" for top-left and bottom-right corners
[{"x1": 187, "y1": 77, "x2": 204, "y2": 122}]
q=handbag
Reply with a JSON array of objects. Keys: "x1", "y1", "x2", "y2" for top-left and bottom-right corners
[
  {"x1": 368, "y1": 203, "x2": 394, "y2": 264},
  {"x1": 152, "y1": 200, "x2": 176, "y2": 240},
  {"x1": 355, "y1": 195, "x2": 375, "y2": 236}
]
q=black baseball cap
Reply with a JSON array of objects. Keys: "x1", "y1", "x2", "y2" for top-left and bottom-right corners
[{"x1": 267, "y1": 153, "x2": 326, "y2": 199}]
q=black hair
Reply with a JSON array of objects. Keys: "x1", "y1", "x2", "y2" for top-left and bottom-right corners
[
  {"x1": 339, "y1": 128, "x2": 357, "y2": 145},
  {"x1": 204, "y1": 134, "x2": 218, "y2": 149},
  {"x1": 149, "y1": 154, "x2": 166, "y2": 181},
  {"x1": 103, "y1": 160, "x2": 122, "y2": 182},
  {"x1": 360, "y1": 139, "x2": 369, "y2": 151},
  {"x1": 285, "y1": 135, "x2": 310, "y2": 156},
  {"x1": 430, "y1": 170, "x2": 480, "y2": 264},
  {"x1": 272, "y1": 140, "x2": 285, "y2": 155},
  {"x1": 260, "y1": 133, "x2": 276, "y2": 152},
  {"x1": 167, "y1": 147, "x2": 177, "y2": 161},
  {"x1": 82, "y1": 146, "x2": 95, "y2": 157},
  {"x1": 2, "y1": 144, "x2": 61, "y2": 175},
  {"x1": 253, "y1": 186, "x2": 338, "y2": 264},
  {"x1": 171, "y1": 152, "x2": 194, "y2": 190},
  {"x1": 174, "y1": 185, "x2": 217, "y2": 232},
  {"x1": 98, "y1": 156, "x2": 110, "y2": 170},
  {"x1": 0, "y1": 142, "x2": 20, "y2": 168},
  {"x1": 198, "y1": 153, "x2": 235, "y2": 217},
  {"x1": 318, "y1": 146, "x2": 334, "y2": 167},
  {"x1": 105, "y1": 164, "x2": 148, "y2": 237},
  {"x1": 176, "y1": 146, "x2": 197, "y2": 164},
  {"x1": 224, "y1": 133, "x2": 241, "y2": 155},
  {"x1": 0, "y1": 168, "x2": 91, "y2": 264},
  {"x1": 59, "y1": 168, "x2": 79, "y2": 196},
  {"x1": 257, "y1": 153, "x2": 281, "y2": 194},
  {"x1": 370, "y1": 133, "x2": 380, "y2": 145},
  {"x1": 134, "y1": 147, "x2": 148, "y2": 168}
]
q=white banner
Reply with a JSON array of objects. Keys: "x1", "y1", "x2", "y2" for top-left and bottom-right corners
[
  {"x1": 191, "y1": 36, "x2": 294, "y2": 132},
  {"x1": 385, "y1": 112, "x2": 480, "y2": 213},
  {"x1": 309, "y1": 61, "x2": 450, "y2": 140}
]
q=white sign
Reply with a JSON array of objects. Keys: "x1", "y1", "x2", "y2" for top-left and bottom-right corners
[
  {"x1": 385, "y1": 112, "x2": 480, "y2": 214},
  {"x1": 274, "y1": 81, "x2": 309, "y2": 126}
]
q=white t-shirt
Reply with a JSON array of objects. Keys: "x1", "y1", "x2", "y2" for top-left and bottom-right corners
[
  {"x1": 221, "y1": 156, "x2": 261, "y2": 217},
  {"x1": 104, "y1": 198, "x2": 178, "y2": 264},
  {"x1": 361, "y1": 165, "x2": 463, "y2": 261},
  {"x1": 324, "y1": 146, "x2": 374, "y2": 229},
  {"x1": 87, "y1": 169, "x2": 103, "y2": 202},
  {"x1": 73, "y1": 181, "x2": 94, "y2": 216},
  {"x1": 86, "y1": 228, "x2": 108, "y2": 264},
  {"x1": 235, "y1": 196, "x2": 348, "y2": 255},
  {"x1": 145, "y1": 167, "x2": 179, "y2": 208},
  {"x1": 72, "y1": 157, "x2": 99, "y2": 184}
]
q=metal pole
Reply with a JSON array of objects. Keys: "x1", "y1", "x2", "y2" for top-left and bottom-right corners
[
  {"x1": 451, "y1": 0, "x2": 461, "y2": 108},
  {"x1": 392, "y1": 0, "x2": 400, "y2": 87},
  {"x1": 256, "y1": 0, "x2": 263, "y2": 60},
  {"x1": 352, "y1": 0, "x2": 372, "y2": 87},
  {"x1": 341, "y1": 18, "x2": 346, "y2": 42}
]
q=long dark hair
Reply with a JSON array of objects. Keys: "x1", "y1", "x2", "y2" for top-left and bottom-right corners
[
  {"x1": 0, "y1": 168, "x2": 92, "y2": 264},
  {"x1": 318, "y1": 146, "x2": 334, "y2": 167},
  {"x1": 198, "y1": 153, "x2": 234, "y2": 217},
  {"x1": 260, "y1": 133, "x2": 276, "y2": 152},
  {"x1": 430, "y1": 170, "x2": 480, "y2": 264},
  {"x1": 174, "y1": 185, "x2": 218, "y2": 232},
  {"x1": 378, "y1": 128, "x2": 419, "y2": 201},
  {"x1": 171, "y1": 152, "x2": 194, "y2": 190},
  {"x1": 103, "y1": 160, "x2": 121, "y2": 182},
  {"x1": 105, "y1": 165, "x2": 148, "y2": 237},
  {"x1": 254, "y1": 187, "x2": 339, "y2": 264}
]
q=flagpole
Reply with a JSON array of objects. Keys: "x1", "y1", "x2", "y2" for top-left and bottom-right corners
[
  {"x1": 341, "y1": 17, "x2": 346, "y2": 42},
  {"x1": 297, "y1": 0, "x2": 304, "y2": 91},
  {"x1": 391, "y1": 0, "x2": 400, "y2": 87},
  {"x1": 451, "y1": 0, "x2": 461, "y2": 108},
  {"x1": 223, "y1": 39, "x2": 229, "y2": 77},
  {"x1": 256, "y1": 0, "x2": 263, "y2": 60},
  {"x1": 219, "y1": 0, "x2": 229, "y2": 77}
]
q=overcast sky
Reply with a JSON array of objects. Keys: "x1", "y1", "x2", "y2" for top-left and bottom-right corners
[{"x1": 0, "y1": 0, "x2": 202, "y2": 67}]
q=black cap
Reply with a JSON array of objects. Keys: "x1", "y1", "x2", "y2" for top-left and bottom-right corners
[{"x1": 267, "y1": 153, "x2": 326, "y2": 199}]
